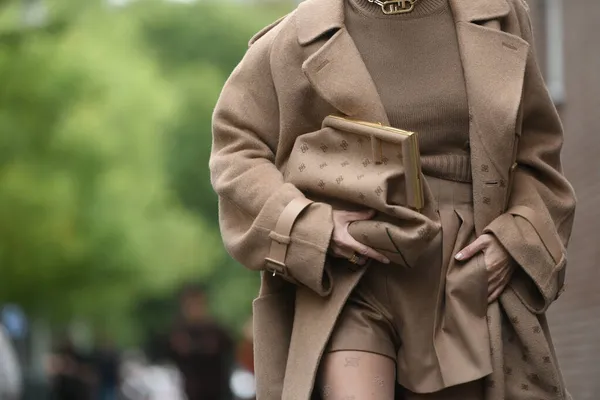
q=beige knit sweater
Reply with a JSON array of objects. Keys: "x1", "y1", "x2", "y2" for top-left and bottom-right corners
[{"x1": 345, "y1": 0, "x2": 472, "y2": 182}]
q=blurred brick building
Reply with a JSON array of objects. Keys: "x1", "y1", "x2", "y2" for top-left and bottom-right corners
[{"x1": 525, "y1": 1, "x2": 600, "y2": 399}]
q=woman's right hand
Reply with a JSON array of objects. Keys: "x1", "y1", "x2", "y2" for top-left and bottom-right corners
[{"x1": 329, "y1": 209, "x2": 390, "y2": 266}]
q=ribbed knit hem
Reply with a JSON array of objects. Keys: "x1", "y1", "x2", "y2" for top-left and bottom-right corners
[
  {"x1": 421, "y1": 154, "x2": 472, "y2": 183},
  {"x1": 348, "y1": 0, "x2": 447, "y2": 19}
]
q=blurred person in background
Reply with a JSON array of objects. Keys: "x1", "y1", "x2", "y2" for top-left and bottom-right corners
[
  {"x1": 232, "y1": 318, "x2": 255, "y2": 400},
  {"x1": 168, "y1": 283, "x2": 234, "y2": 400},
  {"x1": 0, "y1": 323, "x2": 22, "y2": 400},
  {"x1": 235, "y1": 319, "x2": 254, "y2": 376},
  {"x1": 47, "y1": 335, "x2": 95, "y2": 400},
  {"x1": 120, "y1": 337, "x2": 187, "y2": 400},
  {"x1": 92, "y1": 334, "x2": 121, "y2": 400}
]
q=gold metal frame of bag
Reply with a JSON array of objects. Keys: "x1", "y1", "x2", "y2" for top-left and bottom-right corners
[{"x1": 323, "y1": 115, "x2": 424, "y2": 212}]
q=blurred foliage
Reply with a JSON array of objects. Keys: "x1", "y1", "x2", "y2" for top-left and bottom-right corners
[{"x1": 0, "y1": 0, "x2": 293, "y2": 343}]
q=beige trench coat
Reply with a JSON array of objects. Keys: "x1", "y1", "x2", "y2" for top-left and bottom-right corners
[{"x1": 209, "y1": 0, "x2": 577, "y2": 398}]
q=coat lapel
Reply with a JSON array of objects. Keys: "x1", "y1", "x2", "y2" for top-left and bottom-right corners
[
  {"x1": 298, "y1": 0, "x2": 389, "y2": 125},
  {"x1": 450, "y1": 0, "x2": 530, "y2": 232}
]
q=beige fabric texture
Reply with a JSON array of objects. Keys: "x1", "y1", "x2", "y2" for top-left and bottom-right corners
[
  {"x1": 209, "y1": 0, "x2": 577, "y2": 398},
  {"x1": 345, "y1": 0, "x2": 472, "y2": 183},
  {"x1": 326, "y1": 177, "x2": 491, "y2": 392},
  {"x1": 285, "y1": 117, "x2": 441, "y2": 268}
]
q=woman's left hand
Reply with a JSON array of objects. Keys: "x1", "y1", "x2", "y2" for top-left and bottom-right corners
[{"x1": 455, "y1": 234, "x2": 517, "y2": 303}]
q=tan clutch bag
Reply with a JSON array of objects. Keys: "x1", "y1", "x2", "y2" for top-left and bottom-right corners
[{"x1": 285, "y1": 115, "x2": 441, "y2": 268}]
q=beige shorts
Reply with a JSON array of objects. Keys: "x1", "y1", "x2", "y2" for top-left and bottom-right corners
[{"x1": 326, "y1": 175, "x2": 490, "y2": 393}]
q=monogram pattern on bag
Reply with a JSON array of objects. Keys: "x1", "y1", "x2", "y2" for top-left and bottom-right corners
[
  {"x1": 542, "y1": 356, "x2": 551, "y2": 364},
  {"x1": 288, "y1": 138, "x2": 412, "y2": 254},
  {"x1": 527, "y1": 373, "x2": 541, "y2": 384}
]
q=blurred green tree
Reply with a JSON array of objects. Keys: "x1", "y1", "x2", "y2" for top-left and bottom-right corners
[
  {"x1": 0, "y1": 0, "x2": 295, "y2": 342},
  {"x1": 128, "y1": 1, "x2": 294, "y2": 332},
  {"x1": 0, "y1": 3, "x2": 221, "y2": 341}
]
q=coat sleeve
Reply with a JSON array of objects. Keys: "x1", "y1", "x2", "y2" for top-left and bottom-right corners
[
  {"x1": 209, "y1": 24, "x2": 334, "y2": 297},
  {"x1": 483, "y1": 5, "x2": 577, "y2": 314}
]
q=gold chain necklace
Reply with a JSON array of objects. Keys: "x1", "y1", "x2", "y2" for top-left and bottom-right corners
[{"x1": 366, "y1": 0, "x2": 420, "y2": 15}]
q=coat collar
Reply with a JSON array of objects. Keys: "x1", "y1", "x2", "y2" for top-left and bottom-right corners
[{"x1": 296, "y1": 0, "x2": 511, "y2": 45}]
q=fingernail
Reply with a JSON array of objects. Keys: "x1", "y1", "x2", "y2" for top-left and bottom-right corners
[
  {"x1": 455, "y1": 253, "x2": 463, "y2": 260},
  {"x1": 383, "y1": 258, "x2": 390, "y2": 264}
]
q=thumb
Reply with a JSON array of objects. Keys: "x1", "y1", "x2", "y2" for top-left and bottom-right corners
[
  {"x1": 455, "y1": 236, "x2": 487, "y2": 261},
  {"x1": 343, "y1": 209, "x2": 376, "y2": 222}
]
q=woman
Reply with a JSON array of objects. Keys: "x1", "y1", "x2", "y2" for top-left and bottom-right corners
[{"x1": 209, "y1": 0, "x2": 577, "y2": 398}]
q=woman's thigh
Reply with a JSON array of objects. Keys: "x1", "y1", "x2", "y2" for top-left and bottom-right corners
[{"x1": 317, "y1": 350, "x2": 396, "y2": 400}]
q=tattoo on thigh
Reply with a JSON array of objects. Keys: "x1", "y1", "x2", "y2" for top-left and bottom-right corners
[{"x1": 344, "y1": 356, "x2": 360, "y2": 367}]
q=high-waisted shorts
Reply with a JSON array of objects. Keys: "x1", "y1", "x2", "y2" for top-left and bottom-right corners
[{"x1": 325, "y1": 175, "x2": 491, "y2": 394}]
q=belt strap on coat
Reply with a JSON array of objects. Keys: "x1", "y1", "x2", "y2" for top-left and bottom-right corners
[
  {"x1": 265, "y1": 197, "x2": 314, "y2": 278},
  {"x1": 506, "y1": 205, "x2": 566, "y2": 295}
]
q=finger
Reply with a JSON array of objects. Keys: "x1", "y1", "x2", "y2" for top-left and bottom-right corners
[
  {"x1": 331, "y1": 244, "x2": 369, "y2": 267},
  {"x1": 488, "y1": 277, "x2": 501, "y2": 298},
  {"x1": 354, "y1": 254, "x2": 368, "y2": 266},
  {"x1": 329, "y1": 244, "x2": 350, "y2": 259},
  {"x1": 342, "y1": 209, "x2": 376, "y2": 223},
  {"x1": 488, "y1": 268, "x2": 511, "y2": 298},
  {"x1": 488, "y1": 275, "x2": 509, "y2": 303},
  {"x1": 487, "y1": 263, "x2": 505, "y2": 284},
  {"x1": 345, "y1": 236, "x2": 390, "y2": 264},
  {"x1": 455, "y1": 235, "x2": 491, "y2": 261},
  {"x1": 488, "y1": 285, "x2": 503, "y2": 303},
  {"x1": 488, "y1": 261, "x2": 513, "y2": 286}
]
